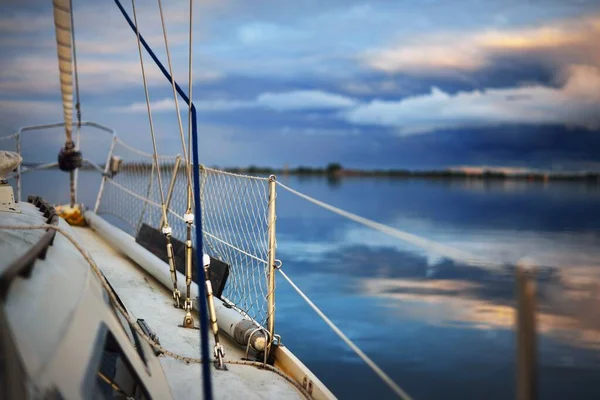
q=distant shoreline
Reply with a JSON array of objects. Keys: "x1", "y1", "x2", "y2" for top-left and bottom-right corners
[
  {"x1": 20, "y1": 163, "x2": 600, "y2": 182},
  {"x1": 222, "y1": 166, "x2": 600, "y2": 182}
]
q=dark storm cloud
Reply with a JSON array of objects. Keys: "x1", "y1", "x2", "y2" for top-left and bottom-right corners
[{"x1": 1, "y1": 0, "x2": 600, "y2": 169}]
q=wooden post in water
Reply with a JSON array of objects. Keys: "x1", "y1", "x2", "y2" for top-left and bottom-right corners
[
  {"x1": 15, "y1": 132, "x2": 21, "y2": 203},
  {"x1": 516, "y1": 258, "x2": 537, "y2": 400}
]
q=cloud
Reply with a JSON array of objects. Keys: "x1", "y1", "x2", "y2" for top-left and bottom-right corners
[
  {"x1": 127, "y1": 98, "x2": 177, "y2": 113},
  {"x1": 4, "y1": 0, "x2": 600, "y2": 169},
  {"x1": 365, "y1": 14, "x2": 600, "y2": 75},
  {"x1": 343, "y1": 65, "x2": 600, "y2": 134},
  {"x1": 0, "y1": 100, "x2": 62, "y2": 133},
  {"x1": 0, "y1": 56, "x2": 162, "y2": 93},
  {"x1": 123, "y1": 90, "x2": 357, "y2": 113},
  {"x1": 0, "y1": 1, "x2": 222, "y2": 95},
  {"x1": 123, "y1": 67, "x2": 600, "y2": 136},
  {"x1": 0, "y1": 52, "x2": 221, "y2": 94},
  {"x1": 237, "y1": 23, "x2": 307, "y2": 45},
  {"x1": 342, "y1": 80, "x2": 400, "y2": 95},
  {"x1": 255, "y1": 90, "x2": 357, "y2": 111},
  {"x1": 0, "y1": 13, "x2": 53, "y2": 34},
  {"x1": 125, "y1": 97, "x2": 251, "y2": 113},
  {"x1": 124, "y1": 98, "x2": 252, "y2": 113}
]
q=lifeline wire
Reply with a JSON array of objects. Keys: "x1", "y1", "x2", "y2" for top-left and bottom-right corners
[{"x1": 277, "y1": 181, "x2": 502, "y2": 269}]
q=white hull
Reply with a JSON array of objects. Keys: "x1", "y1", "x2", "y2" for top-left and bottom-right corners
[{"x1": 1, "y1": 199, "x2": 334, "y2": 399}]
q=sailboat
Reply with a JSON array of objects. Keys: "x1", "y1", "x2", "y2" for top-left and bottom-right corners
[
  {"x1": 1, "y1": 0, "x2": 545, "y2": 398},
  {"x1": 1, "y1": 0, "x2": 416, "y2": 399}
]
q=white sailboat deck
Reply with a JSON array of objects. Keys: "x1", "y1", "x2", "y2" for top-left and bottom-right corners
[{"x1": 73, "y1": 225, "x2": 305, "y2": 400}]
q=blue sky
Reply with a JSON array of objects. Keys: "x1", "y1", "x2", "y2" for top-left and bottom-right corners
[{"x1": 1, "y1": 0, "x2": 600, "y2": 169}]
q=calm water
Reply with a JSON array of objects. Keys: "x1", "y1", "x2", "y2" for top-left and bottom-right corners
[{"x1": 13, "y1": 171, "x2": 600, "y2": 399}]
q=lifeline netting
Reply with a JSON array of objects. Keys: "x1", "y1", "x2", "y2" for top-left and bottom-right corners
[
  {"x1": 96, "y1": 139, "x2": 273, "y2": 326},
  {"x1": 96, "y1": 138, "x2": 178, "y2": 234},
  {"x1": 199, "y1": 167, "x2": 272, "y2": 326}
]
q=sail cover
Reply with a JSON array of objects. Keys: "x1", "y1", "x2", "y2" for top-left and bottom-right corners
[{"x1": 52, "y1": 0, "x2": 74, "y2": 143}]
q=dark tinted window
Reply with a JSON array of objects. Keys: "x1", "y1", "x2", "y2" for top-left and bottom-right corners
[{"x1": 93, "y1": 330, "x2": 150, "y2": 400}]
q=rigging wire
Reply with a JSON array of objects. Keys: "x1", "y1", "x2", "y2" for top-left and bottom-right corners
[
  {"x1": 130, "y1": 0, "x2": 182, "y2": 309},
  {"x1": 156, "y1": 0, "x2": 194, "y2": 204},
  {"x1": 187, "y1": 0, "x2": 194, "y2": 212},
  {"x1": 112, "y1": 1, "x2": 212, "y2": 397},
  {"x1": 276, "y1": 181, "x2": 502, "y2": 269},
  {"x1": 184, "y1": 0, "x2": 214, "y2": 393},
  {"x1": 155, "y1": 0, "x2": 201, "y2": 360},
  {"x1": 129, "y1": 0, "x2": 166, "y2": 215},
  {"x1": 153, "y1": 0, "x2": 196, "y2": 336},
  {"x1": 156, "y1": 0, "x2": 198, "y2": 330}
]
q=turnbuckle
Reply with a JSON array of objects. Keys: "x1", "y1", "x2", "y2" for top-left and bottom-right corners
[
  {"x1": 181, "y1": 212, "x2": 195, "y2": 327},
  {"x1": 203, "y1": 254, "x2": 227, "y2": 371},
  {"x1": 162, "y1": 225, "x2": 180, "y2": 307}
]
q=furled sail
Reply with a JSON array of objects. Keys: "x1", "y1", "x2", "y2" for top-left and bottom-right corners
[{"x1": 52, "y1": 0, "x2": 74, "y2": 143}]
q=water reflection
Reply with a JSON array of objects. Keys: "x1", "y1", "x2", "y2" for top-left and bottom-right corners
[
  {"x1": 275, "y1": 176, "x2": 600, "y2": 399},
  {"x1": 14, "y1": 171, "x2": 600, "y2": 399}
]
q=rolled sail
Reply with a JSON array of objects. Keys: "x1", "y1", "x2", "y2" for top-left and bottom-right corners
[{"x1": 52, "y1": 0, "x2": 74, "y2": 142}]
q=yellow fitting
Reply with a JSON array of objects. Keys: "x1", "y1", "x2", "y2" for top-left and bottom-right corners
[{"x1": 56, "y1": 204, "x2": 87, "y2": 226}]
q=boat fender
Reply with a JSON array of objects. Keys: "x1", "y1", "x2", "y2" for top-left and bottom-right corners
[
  {"x1": 233, "y1": 319, "x2": 267, "y2": 353},
  {"x1": 211, "y1": 299, "x2": 266, "y2": 352},
  {"x1": 86, "y1": 212, "x2": 266, "y2": 353}
]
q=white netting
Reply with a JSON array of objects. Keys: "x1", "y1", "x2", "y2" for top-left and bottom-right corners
[
  {"x1": 197, "y1": 167, "x2": 272, "y2": 326},
  {"x1": 96, "y1": 138, "x2": 179, "y2": 234},
  {"x1": 96, "y1": 142, "x2": 274, "y2": 326}
]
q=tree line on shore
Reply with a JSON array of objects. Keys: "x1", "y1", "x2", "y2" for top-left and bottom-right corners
[
  {"x1": 22, "y1": 162, "x2": 600, "y2": 181},
  {"x1": 221, "y1": 163, "x2": 600, "y2": 182}
]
